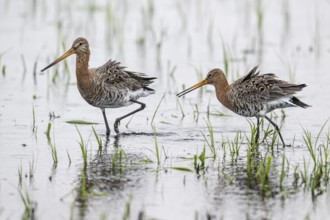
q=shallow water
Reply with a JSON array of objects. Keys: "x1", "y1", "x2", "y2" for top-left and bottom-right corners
[{"x1": 1, "y1": 0, "x2": 330, "y2": 219}]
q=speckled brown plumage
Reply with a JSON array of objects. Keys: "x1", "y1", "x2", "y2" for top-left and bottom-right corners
[
  {"x1": 41, "y1": 37, "x2": 156, "y2": 135},
  {"x1": 177, "y1": 66, "x2": 310, "y2": 146},
  {"x1": 219, "y1": 66, "x2": 309, "y2": 117}
]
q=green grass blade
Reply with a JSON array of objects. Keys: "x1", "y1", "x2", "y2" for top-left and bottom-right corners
[{"x1": 66, "y1": 120, "x2": 98, "y2": 125}]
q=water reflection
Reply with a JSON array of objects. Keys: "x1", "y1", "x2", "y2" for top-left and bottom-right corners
[{"x1": 75, "y1": 134, "x2": 149, "y2": 219}]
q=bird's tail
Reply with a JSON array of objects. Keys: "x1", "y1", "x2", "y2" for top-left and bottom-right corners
[
  {"x1": 292, "y1": 83, "x2": 307, "y2": 91},
  {"x1": 282, "y1": 83, "x2": 307, "y2": 93},
  {"x1": 290, "y1": 96, "x2": 311, "y2": 108}
]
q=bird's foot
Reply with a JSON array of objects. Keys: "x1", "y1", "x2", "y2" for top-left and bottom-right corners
[{"x1": 106, "y1": 130, "x2": 110, "y2": 137}]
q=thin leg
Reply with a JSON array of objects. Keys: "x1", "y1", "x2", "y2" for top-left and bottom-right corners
[
  {"x1": 114, "y1": 100, "x2": 146, "y2": 134},
  {"x1": 255, "y1": 116, "x2": 260, "y2": 144},
  {"x1": 101, "y1": 108, "x2": 111, "y2": 136},
  {"x1": 113, "y1": 135, "x2": 120, "y2": 148},
  {"x1": 264, "y1": 115, "x2": 286, "y2": 146}
]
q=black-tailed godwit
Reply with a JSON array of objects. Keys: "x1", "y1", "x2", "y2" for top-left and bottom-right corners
[
  {"x1": 41, "y1": 37, "x2": 156, "y2": 135},
  {"x1": 177, "y1": 66, "x2": 310, "y2": 146}
]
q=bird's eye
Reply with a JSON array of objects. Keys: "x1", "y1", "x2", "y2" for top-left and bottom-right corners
[{"x1": 79, "y1": 43, "x2": 82, "y2": 46}]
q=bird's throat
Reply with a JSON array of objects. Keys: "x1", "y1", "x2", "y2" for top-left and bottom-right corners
[
  {"x1": 75, "y1": 53, "x2": 91, "y2": 96},
  {"x1": 76, "y1": 53, "x2": 90, "y2": 77},
  {"x1": 215, "y1": 82, "x2": 232, "y2": 111}
]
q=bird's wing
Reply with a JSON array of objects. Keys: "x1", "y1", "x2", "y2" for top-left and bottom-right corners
[
  {"x1": 229, "y1": 72, "x2": 291, "y2": 106},
  {"x1": 238, "y1": 65, "x2": 260, "y2": 84},
  {"x1": 95, "y1": 59, "x2": 155, "y2": 92}
]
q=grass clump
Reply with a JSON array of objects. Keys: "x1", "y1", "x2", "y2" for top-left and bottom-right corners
[
  {"x1": 201, "y1": 120, "x2": 217, "y2": 159},
  {"x1": 19, "y1": 187, "x2": 36, "y2": 220},
  {"x1": 193, "y1": 146, "x2": 206, "y2": 174}
]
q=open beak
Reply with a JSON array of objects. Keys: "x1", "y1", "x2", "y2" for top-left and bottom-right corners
[
  {"x1": 177, "y1": 79, "x2": 208, "y2": 97},
  {"x1": 41, "y1": 48, "x2": 75, "y2": 72}
]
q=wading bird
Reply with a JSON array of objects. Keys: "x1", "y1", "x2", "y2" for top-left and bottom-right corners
[
  {"x1": 41, "y1": 37, "x2": 156, "y2": 135},
  {"x1": 177, "y1": 66, "x2": 310, "y2": 146}
]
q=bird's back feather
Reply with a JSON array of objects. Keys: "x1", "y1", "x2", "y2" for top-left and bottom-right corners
[
  {"x1": 227, "y1": 66, "x2": 310, "y2": 116},
  {"x1": 81, "y1": 59, "x2": 156, "y2": 108}
]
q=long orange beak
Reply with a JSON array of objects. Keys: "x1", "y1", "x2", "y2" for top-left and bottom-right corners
[
  {"x1": 177, "y1": 79, "x2": 208, "y2": 97},
  {"x1": 41, "y1": 48, "x2": 75, "y2": 72}
]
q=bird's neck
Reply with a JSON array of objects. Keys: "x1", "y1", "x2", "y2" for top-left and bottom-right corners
[
  {"x1": 75, "y1": 52, "x2": 91, "y2": 93},
  {"x1": 214, "y1": 79, "x2": 233, "y2": 111},
  {"x1": 76, "y1": 52, "x2": 90, "y2": 77}
]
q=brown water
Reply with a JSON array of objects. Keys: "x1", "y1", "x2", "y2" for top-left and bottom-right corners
[{"x1": 1, "y1": 0, "x2": 330, "y2": 219}]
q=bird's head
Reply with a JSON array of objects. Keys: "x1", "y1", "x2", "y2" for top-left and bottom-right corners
[
  {"x1": 177, "y1": 68, "x2": 227, "y2": 97},
  {"x1": 41, "y1": 37, "x2": 89, "y2": 72},
  {"x1": 205, "y1": 69, "x2": 226, "y2": 85},
  {"x1": 71, "y1": 37, "x2": 89, "y2": 55}
]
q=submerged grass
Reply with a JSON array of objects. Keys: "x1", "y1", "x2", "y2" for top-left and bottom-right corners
[
  {"x1": 18, "y1": 187, "x2": 36, "y2": 220},
  {"x1": 48, "y1": 135, "x2": 58, "y2": 168},
  {"x1": 45, "y1": 122, "x2": 58, "y2": 167},
  {"x1": 79, "y1": 168, "x2": 88, "y2": 203},
  {"x1": 92, "y1": 126, "x2": 102, "y2": 152},
  {"x1": 67, "y1": 149, "x2": 72, "y2": 166},
  {"x1": 303, "y1": 120, "x2": 328, "y2": 169},
  {"x1": 45, "y1": 122, "x2": 51, "y2": 140},
  {"x1": 111, "y1": 148, "x2": 127, "y2": 175},
  {"x1": 193, "y1": 146, "x2": 206, "y2": 174},
  {"x1": 151, "y1": 93, "x2": 165, "y2": 126},
  {"x1": 32, "y1": 105, "x2": 37, "y2": 135},
  {"x1": 256, "y1": 155, "x2": 272, "y2": 195},
  {"x1": 122, "y1": 197, "x2": 132, "y2": 220},
  {"x1": 48, "y1": 139, "x2": 58, "y2": 168},
  {"x1": 280, "y1": 153, "x2": 288, "y2": 191},
  {"x1": 18, "y1": 164, "x2": 23, "y2": 186},
  {"x1": 153, "y1": 126, "x2": 160, "y2": 165},
  {"x1": 229, "y1": 131, "x2": 243, "y2": 162},
  {"x1": 170, "y1": 167, "x2": 194, "y2": 173},
  {"x1": 2, "y1": 65, "x2": 6, "y2": 76},
  {"x1": 223, "y1": 172, "x2": 234, "y2": 185},
  {"x1": 29, "y1": 157, "x2": 36, "y2": 179},
  {"x1": 176, "y1": 97, "x2": 185, "y2": 118},
  {"x1": 76, "y1": 126, "x2": 88, "y2": 170},
  {"x1": 201, "y1": 120, "x2": 217, "y2": 159}
]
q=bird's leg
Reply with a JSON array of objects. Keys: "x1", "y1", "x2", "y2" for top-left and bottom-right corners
[
  {"x1": 264, "y1": 115, "x2": 286, "y2": 146},
  {"x1": 255, "y1": 116, "x2": 260, "y2": 144},
  {"x1": 114, "y1": 100, "x2": 146, "y2": 134},
  {"x1": 113, "y1": 135, "x2": 120, "y2": 148},
  {"x1": 101, "y1": 108, "x2": 111, "y2": 136}
]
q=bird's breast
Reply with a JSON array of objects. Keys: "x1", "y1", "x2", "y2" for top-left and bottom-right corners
[
  {"x1": 232, "y1": 102, "x2": 263, "y2": 117},
  {"x1": 78, "y1": 85, "x2": 131, "y2": 108}
]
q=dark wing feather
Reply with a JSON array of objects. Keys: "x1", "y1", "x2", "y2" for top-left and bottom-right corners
[
  {"x1": 239, "y1": 66, "x2": 259, "y2": 83},
  {"x1": 228, "y1": 66, "x2": 306, "y2": 106},
  {"x1": 95, "y1": 59, "x2": 156, "y2": 92}
]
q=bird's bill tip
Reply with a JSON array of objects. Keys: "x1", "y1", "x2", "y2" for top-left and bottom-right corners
[
  {"x1": 177, "y1": 79, "x2": 208, "y2": 97},
  {"x1": 41, "y1": 48, "x2": 75, "y2": 72}
]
